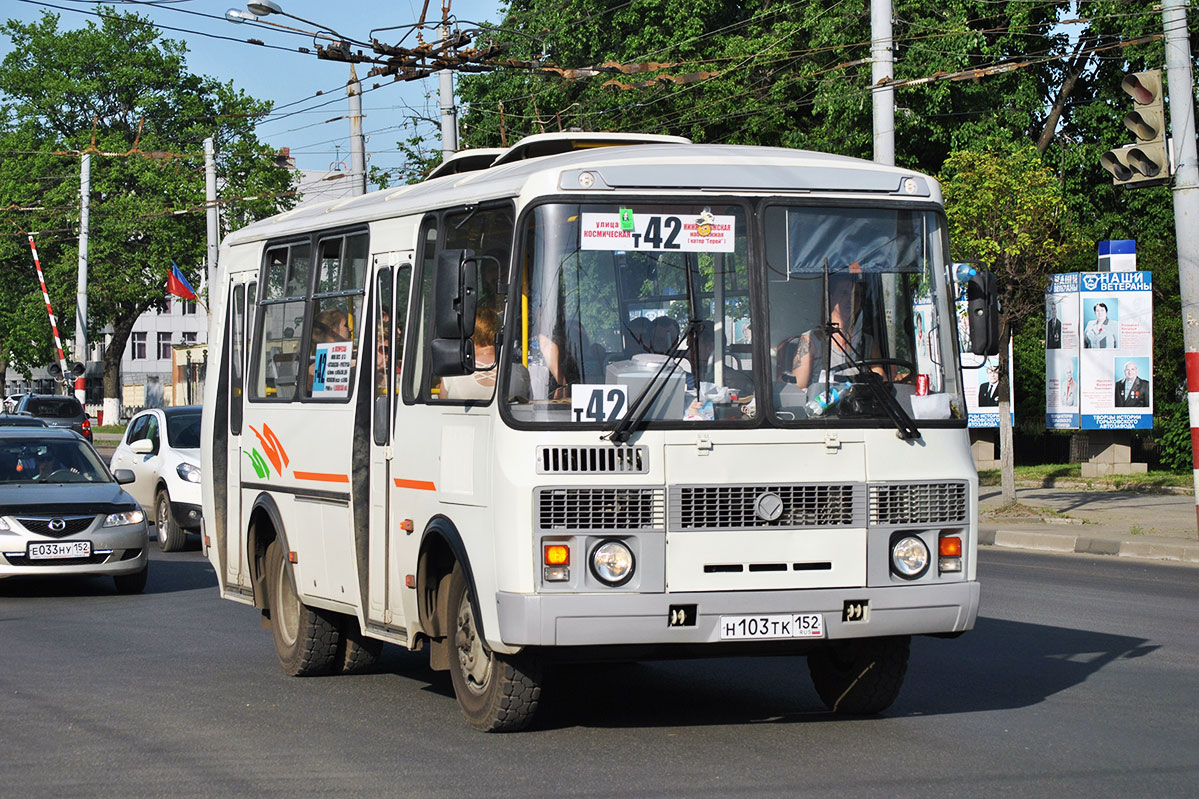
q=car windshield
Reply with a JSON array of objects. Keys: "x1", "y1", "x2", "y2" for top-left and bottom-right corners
[
  {"x1": 25, "y1": 398, "x2": 82, "y2": 418},
  {"x1": 0, "y1": 439, "x2": 110, "y2": 484},
  {"x1": 167, "y1": 413, "x2": 201, "y2": 449}
]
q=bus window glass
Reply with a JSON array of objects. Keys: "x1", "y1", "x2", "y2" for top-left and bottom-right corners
[
  {"x1": 373, "y1": 266, "x2": 393, "y2": 445},
  {"x1": 505, "y1": 203, "x2": 751, "y2": 425},
  {"x1": 252, "y1": 244, "x2": 309, "y2": 401},
  {"x1": 763, "y1": 205, "x2": 963, "y2": 423},
  {"x1": 307, "y1": 233, "x2": 368, "y2": 400},
  {"x1": 230, "y1": 283, "x2": 245, "y2": 434},
  {"x1": 419, "y1": 206, "x2": 517, "y2": 403},
  {"x1": 405, "y1": 220, "x2": 438, "y2": 402}
]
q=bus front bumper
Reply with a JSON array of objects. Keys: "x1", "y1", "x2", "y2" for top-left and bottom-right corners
[{"x1": 496, "y1": 581, "x2": 979, "y2": 647}]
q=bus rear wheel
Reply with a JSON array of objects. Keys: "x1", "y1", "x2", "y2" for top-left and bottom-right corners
[
  {"x1": 266, "y1": 540, "x2": 340, "y2": 676},
  {"x1": 446, "y1": 564, "x2": 542, "y2": 732},
  {"x1": 807, "y1": 635, "x2": 910, "y2": 715}
]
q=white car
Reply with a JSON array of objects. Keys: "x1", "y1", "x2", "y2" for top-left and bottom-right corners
[{"x1": 109, "y1": 406, "x2": 201, "y2": 551}]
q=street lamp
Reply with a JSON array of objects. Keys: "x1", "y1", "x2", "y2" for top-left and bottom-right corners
[{"x1": 228, "y1": 1, "x2": 366, "y2": 195}]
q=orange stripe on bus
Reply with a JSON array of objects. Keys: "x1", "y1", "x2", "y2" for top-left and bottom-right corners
[
  {"x1": 394, "y1": 478, "x2": 437, "y2": 491},
  {"x1": 293, "y1": 471, "x2": 350, "y2": 483}
]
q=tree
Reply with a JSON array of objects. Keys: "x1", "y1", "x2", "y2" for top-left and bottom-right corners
[
  {"x1": 0, "y1": 9, "x2": 293, "y2": 411},
  {"x1": 940, "y1": 145, "x2": 1087, "y2": 502}
]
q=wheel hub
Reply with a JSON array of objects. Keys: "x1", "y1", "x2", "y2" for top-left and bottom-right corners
[{"x1": 455, "y1": 594, "x2": 492, "y2": 694}]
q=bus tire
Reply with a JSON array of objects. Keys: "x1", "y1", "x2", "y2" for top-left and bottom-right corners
[
  {"x1": 807, "y1": 635, "x2": 910, "y2": 715},
  {"x1": 446, "y1": 564, "x2": 542, "y2": 732},
  {"x1": 337, "y1": 615, "x2": 383, "y2": 674},
  {"x1": 155, "y1": 489, "x2": 187, "y2": 552},
  {"x1": 266, "y1": 540, "x2": 340, "y2": 677}
]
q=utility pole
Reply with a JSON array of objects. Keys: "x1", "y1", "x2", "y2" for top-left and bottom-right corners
[
  {"x1": 74, "y1": 153, "x2": 90, "y2": 403},
  {"x1": 348, "y1": 65, "x2": 367, "y2": 196},
  {"x1": 204, "y1": 137, "x2": 219, "y2": 297},
  {"x1": 439, "y1": 21, "x2": 458, "y2": 159},
  {"x1": 871, "y1": 0, "x2": 895, "y2": 166},
  {"x1": 1161, "y1": 0, "x2": 1199, "y2": 534}
]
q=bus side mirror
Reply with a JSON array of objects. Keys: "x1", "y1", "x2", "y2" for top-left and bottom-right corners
[
  {"x1": 431, "y1": 248, "x2": 478, "y2": 377},
  {"x1": 967, "y1": 271, "x2": 1000, "y2": 356}
]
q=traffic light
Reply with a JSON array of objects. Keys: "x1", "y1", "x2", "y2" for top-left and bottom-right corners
[{"x1": 1100, "y1": 69, "x2": 1169, "y2": 187}]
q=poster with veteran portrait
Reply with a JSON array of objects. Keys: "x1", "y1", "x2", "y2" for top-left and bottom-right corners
[
  {"x1": 1078, "y1": 271, "x2": 1153, "y2": 430},
  {"x1": 1045, "y1": 273, "x2": 1081, "y2": 429}
]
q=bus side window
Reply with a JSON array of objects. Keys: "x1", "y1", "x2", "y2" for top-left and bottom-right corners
[
  {"x1": 230, "y1": 283, "x2": 245, "y2": 435},
  {"x1": 251, "y1": 244, "x2": 310, "y2": 401},
  {"x1": 405, "y1": 218, "x2": 439, "y2": 403}
]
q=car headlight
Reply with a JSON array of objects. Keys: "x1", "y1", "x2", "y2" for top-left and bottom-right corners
[
  {"x1": 590, "y1": 540, "x2": 635, "y2": 586},
  {"x1": 891, "y1": 535, "x2": 930, "y2": 579},
  {"x1": 103, "y1": 510, "x2": 145, "y2": 528},
  {"x1": 177, "y1": 462, "x2": 201, "y2": 483}
]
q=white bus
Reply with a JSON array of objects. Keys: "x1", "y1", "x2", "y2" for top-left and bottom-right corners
[{"x1": 201, "y1": 132, "x2": 996, "y2": 731}]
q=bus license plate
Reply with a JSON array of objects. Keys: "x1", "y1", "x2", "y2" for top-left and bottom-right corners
[
  {"x1": 28, "y1": 541, "x2": 91, "y2": 560},
  {"x1": 720, "y1": 613, "x2": 824, "y2": 640}
]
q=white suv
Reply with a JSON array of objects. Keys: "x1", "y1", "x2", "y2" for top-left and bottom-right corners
[{"x1": 109, "y1": 406, "x2": 201, "y2": 551}]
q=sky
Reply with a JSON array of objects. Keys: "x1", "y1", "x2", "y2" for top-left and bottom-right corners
[{"x1": 1, "y1": 0, "x2": 506, "y2": 178}]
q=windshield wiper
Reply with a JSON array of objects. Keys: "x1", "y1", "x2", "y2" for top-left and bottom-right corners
[
  {"x1": 607, "y1": 320, "x2": 701, "y2": 444},
  {"x1": 826, "y1": 326, "x2": 921, "y2": 440}
]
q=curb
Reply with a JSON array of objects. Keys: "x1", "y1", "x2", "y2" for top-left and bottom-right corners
[{"x1": 980, "y1": 527, "x2": 1199, "y2": 565}]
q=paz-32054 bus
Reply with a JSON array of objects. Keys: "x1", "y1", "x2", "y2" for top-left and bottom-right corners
[{"x1": 201, "y1": 132, "x2": 996, "y2": 731}]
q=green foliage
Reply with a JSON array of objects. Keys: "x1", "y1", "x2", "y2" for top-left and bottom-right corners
[{"x1": 0, "y1": 9, "x2": 294, "y2": 397}]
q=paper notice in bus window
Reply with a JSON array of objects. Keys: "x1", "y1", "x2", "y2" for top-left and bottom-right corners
[
  {"x1": 312, "y1": 341, "x2": 353, "y2": 397},
  {"x1": 580, "y1": 213, "x2": 735, "y2": 253}
]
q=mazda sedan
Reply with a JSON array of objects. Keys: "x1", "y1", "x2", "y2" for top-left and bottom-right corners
[{"x1": 0, "y1": 428, "x2": 148, "y2": 593}]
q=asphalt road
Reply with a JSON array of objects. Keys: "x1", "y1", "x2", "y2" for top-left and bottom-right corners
[{"x1": 1, "y1": 547, "x2": 1195, "y2": 798}]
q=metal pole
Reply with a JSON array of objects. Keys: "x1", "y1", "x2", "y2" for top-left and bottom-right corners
[
  {"x1": 439, "y1": 23, "x2": 458, "y2": 159},
  {"x1": 204, "y1": 137, "x2": 219, "y2": 296},
  {"x1": 74, "y1": 153, "x2": 90, "y2": 403},
  {"x1": 1162, "y1": 0, "x2": 1199, "y2": 534},
  {"x1": 871, "y1": 0, "x2": 895, "y2": 166},
  {"x1": 348, "y1": 65, "x2": 367, "y2": 196}
]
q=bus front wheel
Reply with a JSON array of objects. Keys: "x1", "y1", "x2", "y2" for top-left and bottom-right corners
[
  {"x1": 446, "y1": 564, "x2": 543, "y2": 732},
  {"x1": 807, "y1": 635, "x2": 910, "y2": 715},
  {"x1": 266, "y1": 540, "x2": 340, "y2": 676}
]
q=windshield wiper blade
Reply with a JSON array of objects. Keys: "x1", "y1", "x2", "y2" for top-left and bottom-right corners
[{"x1": 607, "y1": 320, "x2": 701, "y2": 444}]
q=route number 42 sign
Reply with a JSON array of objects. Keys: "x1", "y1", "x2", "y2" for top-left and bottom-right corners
[{"x1": 570, "y1": 384, "x2": 629, "y2": 423}]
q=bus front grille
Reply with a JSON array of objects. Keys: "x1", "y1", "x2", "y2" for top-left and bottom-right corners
[
  {"x1": 669, "y1": 484, "x2": 864, "y2": 530},
  {"x1": 536, "y1": 445, "x2": 649, "y2": 475},
  {"x1": 535, "y1": 487, "x2": 665, "y2": 531},
  {"x1": 868, "y1": 482, "x2": 969, "y2": 525}
]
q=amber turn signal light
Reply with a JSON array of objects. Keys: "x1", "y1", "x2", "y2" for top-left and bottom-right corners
[
  {"x1": 544, "y1": 544, "x2": 570, "y2": 566},
  {"x1": 939, "y1": 536, "x2": 962, "y2": 557}
]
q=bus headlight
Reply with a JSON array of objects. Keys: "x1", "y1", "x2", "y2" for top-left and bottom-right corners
[
  {"x1": 590, "y1": 540, "x2": 634, "y2": 586},
  {"x1": 890, "y1": 535, "x2": 930, "y2": 579}
]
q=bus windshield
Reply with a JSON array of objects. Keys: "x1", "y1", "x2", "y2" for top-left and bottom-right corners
[{"x1": 503, "y1": 201, "x2": 963, "y2": 428}]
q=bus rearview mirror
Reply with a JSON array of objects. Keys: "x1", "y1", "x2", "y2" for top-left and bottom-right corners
[{"x1": 966, "y1": 271, "x2": 999, "y2": 356}]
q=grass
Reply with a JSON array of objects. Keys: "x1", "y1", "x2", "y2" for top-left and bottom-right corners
[
  {"x1": 93, "y1": 424, "x2": 126, "y2": 435},
  {"x1": 978, "y1": 464, "x2": 1192, "y2": 491}
]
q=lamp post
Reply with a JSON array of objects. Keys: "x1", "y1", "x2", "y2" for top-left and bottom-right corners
[{"x1": 229, "y1": 1, "x2": 367, "y2": 195}]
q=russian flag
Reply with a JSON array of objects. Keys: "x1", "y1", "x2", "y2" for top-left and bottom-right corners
[{"x1": 167, "y1": 260, "x2": 197, "y2": 300}]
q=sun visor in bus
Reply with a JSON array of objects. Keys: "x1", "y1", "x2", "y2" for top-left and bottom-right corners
[{"x1": 558, "y1": 166, "x2": 930, "y2": 196}]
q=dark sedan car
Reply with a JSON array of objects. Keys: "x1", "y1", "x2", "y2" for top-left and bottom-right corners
[
  {"x1": 13, "y1": 394, "x2": 92, "y2": 442},
  {"x1": 0, "y1": 428, "x2": 148, "y2": 593}
]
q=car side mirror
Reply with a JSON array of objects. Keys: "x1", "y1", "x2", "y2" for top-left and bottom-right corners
[
  {"x1": 130, "y1": 439, "x2": 153, "y2": 455},
  {"x1": 113, "y1": 468, "x2": 136, "y2": 485}
]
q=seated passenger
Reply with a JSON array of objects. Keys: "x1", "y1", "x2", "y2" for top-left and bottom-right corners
[
  {"x1": 789, "y1": 274, "x2": 882, "y2": 388},
  {"x1": 648, "y1": 316, "x2": 680, "y2": 355},
  {"x1": 624, "y1": 316, "x2": 652, "y2": 358},
  {"x1": 443, "y1": 307, "x2": 530, "y2": 401}
]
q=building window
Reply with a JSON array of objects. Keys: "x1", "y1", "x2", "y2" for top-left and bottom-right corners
[
  {"x1": 181, "y1": 300, "x2": 197, "y2": 315},
  {"x1": 131, "y1": 332, "x2": 147, "y2": 360},
  {"x1": 158, "y1": 332, "x2": 173, "y2": 360},
  {"x1": 182, "y1": 331, "x2": 197, "y2": 345}
]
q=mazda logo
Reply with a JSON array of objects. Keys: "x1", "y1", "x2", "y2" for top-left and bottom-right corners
[{"x1": 48, "y1": 518, "x2": 66, "y2": 532}]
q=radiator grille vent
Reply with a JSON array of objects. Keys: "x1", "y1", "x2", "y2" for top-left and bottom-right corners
[
  {"x1": 670, "y1": 484, "x2": 864, "y2": 530},
  {"x1": 536, "y1": 445, "x2": 648, "y2": 474},
  {"x1": 869, "y1": 482, "x2": 968, "y2": 525},
  {"x1": 15, "y1": 515, "x2": 96, "y2": 538},
  {"x1": 535, "y1": 487, "x2": 664, "y2": 531}
]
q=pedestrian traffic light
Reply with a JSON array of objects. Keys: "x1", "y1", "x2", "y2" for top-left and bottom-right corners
[{"x1": 1100, "y1": 69, "x2": 1169, "y2": 187}]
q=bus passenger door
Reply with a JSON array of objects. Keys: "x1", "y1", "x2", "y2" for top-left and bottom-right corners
[
  {"x1": 226, "y1": 279, "x2": 254, "y2": 595},
  {"x1": 367, "y1": 255, "x2": 411, "y2": 631}
]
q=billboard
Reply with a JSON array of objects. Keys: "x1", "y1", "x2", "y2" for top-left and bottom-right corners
[{"x1": 1044, "y1": 271, "x2": 1152, "y2": 430}]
